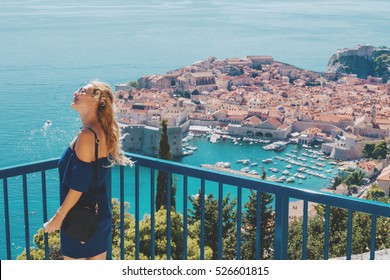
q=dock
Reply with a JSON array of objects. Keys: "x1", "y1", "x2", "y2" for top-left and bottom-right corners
[{"x1": 201, "y1": 164, "x2": 264, "y2": 179}]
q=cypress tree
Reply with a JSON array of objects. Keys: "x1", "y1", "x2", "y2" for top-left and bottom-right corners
[
  {"x1": 156, "y1": 119, "x2": 176, "y2": 210},
  {"x1": 188, "y1": 191, "x2": 237, "y2": 259},
  {"x1": 241, "y1": 190, "x2": 275, "y2": 259}
]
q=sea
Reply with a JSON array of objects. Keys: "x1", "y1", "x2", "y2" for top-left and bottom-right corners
[{"x1": 1, "y1": 0, "x2": 389, "y2": 259}]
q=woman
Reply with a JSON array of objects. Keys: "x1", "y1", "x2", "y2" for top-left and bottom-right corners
[{"x1": 44, "y1": 81, "x2": 132, "y2": 260}]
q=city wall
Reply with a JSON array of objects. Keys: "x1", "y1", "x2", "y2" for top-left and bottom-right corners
[{"x1": 121, "y1": 124, "x2": 183, "y2": 157}]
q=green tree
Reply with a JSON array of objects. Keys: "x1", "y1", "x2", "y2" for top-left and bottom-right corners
[
  {"x1": 372, "y1": 141, "x2": 389, "y2": 160},
  {"x1": 362, "y1": 143, "x2": 375, "y2": 158},
  {"x1": 374, "y1": 54, "x2": 390, "y2": 77},
  {"x1": 366, "y1": 184, "x2": 386, "y2": 201},
  {"x1": 344, "y1": 170, "x2": 366, "y2": 187},
  {"x1": 188, "y1": 191, "x2": 237, "y2": 259},
  {"x1": 363, "y1": 141, "x2": 389, "y2": 160},
  {"x1": 156, "y1": 119, "x2": 176, "y2": 211},
  {"x1": 289, "y1": 201, "x2": 390, "y2": 260},
  {"x1": 261, "y1": 167, "x2": 267, "y2": 180},
  {"x1": 228, "y1": 66, "x2": 242, "y2": 76},
  {"x1": 251, "y1": 64, "x2": 262, "y2": 71},
  {"x1": 139, "y1": 208, "x2": 183, "y2": 259},
  {"x1": 17, "y1": 229, "x2": 62, "y2": 260},
  {"x1": 241, "y1": 190, "x2": 274, "y2": 259},
  {"x1": 128, "y1": 81, "x2": 139, "y2": 89},
  {"x1": 330, "y1": 175, "x2": 343, "y2": 190}
]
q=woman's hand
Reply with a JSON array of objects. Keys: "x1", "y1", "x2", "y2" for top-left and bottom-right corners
[
  {"x1": 44, "y1": 190, "x2": 82, "y2": 233},
  {"x1": 44, "y1": 211, "x2": 65, "y2": 233}
]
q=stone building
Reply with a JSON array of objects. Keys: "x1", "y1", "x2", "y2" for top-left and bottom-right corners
[
  {"x1": 227, "y1": 117, "x2": 292, "y2": 139},
  {"x1": 121, "y1": 124, "x2": 183, "y2": 157},
  {"x1": 177, "y1": 72, "x2": 217, "y2": 93},
  {"x1": 377, "y1": 165, "x2": 390, "y2": 197}
]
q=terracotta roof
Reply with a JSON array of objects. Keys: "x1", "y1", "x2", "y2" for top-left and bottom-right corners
[
  {"x1": 267, "y1": 117, "x2": 283, "y2": 128},
  {"x1": 243, "y1": 116, "x2": 262, "y2": 125}
]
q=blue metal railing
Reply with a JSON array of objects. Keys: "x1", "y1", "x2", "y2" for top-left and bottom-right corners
[{"x1": 1, "y1": 153, "x2": 389, "y2": 260}]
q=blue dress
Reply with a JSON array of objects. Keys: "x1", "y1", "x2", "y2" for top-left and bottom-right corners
[{"x1": 58, "y1": 146, "x2": 111, "y2": 258}]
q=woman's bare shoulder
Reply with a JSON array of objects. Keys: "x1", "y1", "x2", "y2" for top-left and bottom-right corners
[{"x1": 74, "y1": 129, "x2": 96, "y2": 162}]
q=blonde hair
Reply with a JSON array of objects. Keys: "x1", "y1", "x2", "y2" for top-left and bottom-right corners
[{"x1": 90, "y1": 80, "x2": 133, "y2": 167}]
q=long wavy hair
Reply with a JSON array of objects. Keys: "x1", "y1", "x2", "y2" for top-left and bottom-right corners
[{"x1": 90, "y1": 80, "x2": 133, "y2": 167}]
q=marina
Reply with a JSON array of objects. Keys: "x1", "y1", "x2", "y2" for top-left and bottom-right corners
[{"x1": 178, "y1": 133, "x2": 341, "y2": 192}]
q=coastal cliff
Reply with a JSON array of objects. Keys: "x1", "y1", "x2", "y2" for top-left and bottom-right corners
[{"x1": 327, "y1": 45, "x2": 390, "y2": 81}]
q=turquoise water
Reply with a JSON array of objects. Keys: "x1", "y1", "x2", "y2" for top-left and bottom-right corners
[{"x1": 1, "y1": 0, "x2": 390, "y2": 259}]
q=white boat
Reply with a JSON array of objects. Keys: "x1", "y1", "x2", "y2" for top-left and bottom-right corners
[
  {"x1": 278, "y1": 176, "x2": 286, "y2": 181},
  {"x1": 282, "y1": 170, "x2": 291, "y2": 175},
  {"x1": 262, "y1": 158, "x2": 273, "y2": 163},
  {"x1": 251, "y1": 162, "x2": 258, "y2": 167},
  {"x1": 286, "y1": 177, "x2": 295, "y2": 183},
  {"x1": 215, "y1": 162, "x2": 231, "y2": 168},
  {"x1": 248, "y1": 170, "x2": 259, "y2": 175},
  {"x1": 241, "y1": 167, "x2": 250, "y2": 173},
  {"x1": 209, "y1": 133, "x2": 220, "y2": 143},
  {"x1": 286, "y1": 164, "x2": 292, "y2": 169},
  {"x1": 182, "y1": 150, "x2": 193, "y2": 156},
  {"x1": 269, "y1": 175, "x2": 277, "y2": 181}
]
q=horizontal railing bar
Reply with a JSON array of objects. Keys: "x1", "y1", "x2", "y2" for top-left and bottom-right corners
[
  {"x1": 1, "y1": 154, "x2": 389, "y2": 218},
  {"x1": 0, "y1": 158, "x2": 59, "y2": 179},
  {"x1": 126, "y1": 153, "x2": 390, "y2": 218},
  {"x1": 0, "y1": 153, "x2": 389, "y2": 261}
]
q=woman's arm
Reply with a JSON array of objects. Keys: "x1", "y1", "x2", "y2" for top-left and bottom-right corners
[
  {"x1": 44, "y1": 189, "x2": 82, "y2": 233},
  {"x1": 44, "y1": 129, "x2": 95, "y2": 233}
]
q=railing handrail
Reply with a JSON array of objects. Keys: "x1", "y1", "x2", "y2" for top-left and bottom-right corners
[
  {"x1": 1, "y1": 154, "x2": 389, "y2": 218},
  {"x1": 125, "y1": 152, "x2": 390, "y2": 218},
  {"x1": 1, "y1": 153, "x2": 389, "y2": 260},
  {"x1": 0, "y1": 158, "x2": 59, "y2": 179}
]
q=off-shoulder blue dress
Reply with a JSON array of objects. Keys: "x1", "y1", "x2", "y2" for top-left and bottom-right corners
[{"x1": 58, "y1": 146, "x2": 111, "y2": 258}]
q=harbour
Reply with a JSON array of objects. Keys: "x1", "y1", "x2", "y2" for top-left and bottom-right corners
[{"x1": 178, "y1": 131, "x2": 341, "y2": 193}]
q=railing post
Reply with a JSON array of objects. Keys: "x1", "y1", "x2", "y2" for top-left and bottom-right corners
[
  {"x1": 301, "y1": 200, "x2": 308, "y2": 260},
  {"x1": 235, "y1": 186, "x2": 242, "y2": 260},
  {"x1": 217, "y1": 182, "x2": 223, "y2": 260},
  {"x1": 3, "y1": 178, "x2": 11, "y2": 260},
  {"x1": 274, "y1": 194, "x2": 289, "y2": 260},
  {"x1": 135, "y1": 165, "x2": 140, "y2": 260},
  {"x1": 106, "y1": 168, "x2": 112, "y2": 260},
  {"x1": 346, "y1": 210, "x2": 353, "y2": 260},
  {"x1": 22, "y1": 174, "x2": 30, "y2": 260},
  {"x1": 41, "y1": 171, "x2": 49, "y2": 260},
  {"x1": 324, "y1": 205, "x2": 330, "y2": 260},
  {"x1": 255, "y1": 191, "x2": 262, "y2": 260},
  {"x1": 183, "y1": 176, "x2": 188, "y2": 260},
  {"x1": 200, "y1": 179, "x2": 205, "y2": 260},
  {"x1": 370, "y1": 214, "x2": 377, "y2": 260},
  {"x1": 166, "y1": 172, "x2": 172, "y2": 260},
  {"x1": 150, "y1": 169, "x2": 155, "y2": 260},
  {"x1": 120, "y1": 166, "x2": 125, "y2": 260}
]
